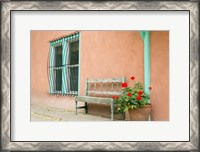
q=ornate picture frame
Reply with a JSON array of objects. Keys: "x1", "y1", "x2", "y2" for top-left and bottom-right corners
[{"x1": 1, "y1": 1, "x2": 199, "y2": 151}]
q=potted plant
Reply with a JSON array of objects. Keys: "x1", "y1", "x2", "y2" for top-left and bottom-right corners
[{"x1": 112, "y1": 75, "x2": 152, "y2": 121}]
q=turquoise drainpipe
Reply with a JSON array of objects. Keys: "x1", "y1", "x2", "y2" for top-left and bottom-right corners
[
  {"x1": 139, "y1": 31, "x2": 150, "y2": 95},
  {"x1": 139, "y1": 31, "x2": 151, "y2": 121}
]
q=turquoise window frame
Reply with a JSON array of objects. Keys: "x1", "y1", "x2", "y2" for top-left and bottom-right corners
[{"x1": 49, "y1": 32, "x2": 80, "y2": 95}]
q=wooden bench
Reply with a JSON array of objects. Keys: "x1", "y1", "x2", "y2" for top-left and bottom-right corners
[{"x1": 74, "y1": 77, "x2": 126, "y2": 120}]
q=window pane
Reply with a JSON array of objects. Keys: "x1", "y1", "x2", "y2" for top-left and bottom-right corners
[
  {"x1": 54, "y1": 45, "x2": 62, "y2": 92},
  {"x1": 55, "y1": 69, "x2": 62, "y2": 91},
  {"x1": 70, "y1": 67, "x2": 78, "y2": 91},
  {"x1": 69, "y1": 41, "x2": 79, "y2": 65},
  {"x1": 55, "y1": 45, "x2": 62, "y2": 67}
]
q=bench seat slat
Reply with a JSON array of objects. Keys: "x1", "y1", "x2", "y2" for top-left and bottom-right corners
[
  {"x1": 87, "y1": 78, "x2": 123, "y2": 83},
  {"x1": 75, "y1": 96, "x2": 113, "y2": 104},
  {"x1": 87, "y1": 91, "x2": 121, "y2": 96}
]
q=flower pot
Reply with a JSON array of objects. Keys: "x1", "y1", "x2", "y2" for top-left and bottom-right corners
[{"x1": 125, "y1": 104, "x2": 151, "y2": 121}]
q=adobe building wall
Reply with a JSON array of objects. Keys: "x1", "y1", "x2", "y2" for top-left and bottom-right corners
[
  {"x1": 31, "y1": 31, "x2": 169, "y2": 121},
  {"x1": 150, "y1": 31, "x2": 169, "y2": 121}
]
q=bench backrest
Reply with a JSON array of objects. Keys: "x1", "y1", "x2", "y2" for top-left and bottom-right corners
[{"x1": 85, "y1": 77, "x2": 126, "y2": 97}]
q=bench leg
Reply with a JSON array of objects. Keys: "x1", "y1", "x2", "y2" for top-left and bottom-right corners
[
  {"x1": 75, "y1": 101, "x2": 77, "y2": 115},
  {"x1": 85, "y1": 102, "x2": 88, "y2": 114},
  {"x1": 111, "y1": 102, "x2": 114, "y2": 121}
]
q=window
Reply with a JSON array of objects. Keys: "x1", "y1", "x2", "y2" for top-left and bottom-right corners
[{"x1": 49, "y1": 32, "x2": 79, "y2": 95}]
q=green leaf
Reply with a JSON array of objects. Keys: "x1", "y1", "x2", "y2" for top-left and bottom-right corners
[
  {"x1": 133, "y1": 105, "x2": 137, "y2": 109},
  {"x1": 124, "y1": 107, "x2": 129, "y2": 112}
]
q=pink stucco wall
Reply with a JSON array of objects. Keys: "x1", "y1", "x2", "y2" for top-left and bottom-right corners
[
  {"x1": 31, "y1": 31, "x2": 169, "y2": 121},
  {"x1": 150, "y1": 31, "x2": 169, "y2": 121}
]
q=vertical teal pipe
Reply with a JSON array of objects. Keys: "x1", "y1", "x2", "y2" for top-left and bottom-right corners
[
  {"x1": 78, "y1": 32, "x2": 81, "y2": 95},
  {"x1": 139, "y1": 31, "x2": 151, "y2": 95},
  {"x1": 140, "y1": 31, "x2": 151, "y2": 121},
  {"x1": 144, "y1": 31, "x2": 150, "y2": 96},
  {"x1": 145, "y1": 31, "x2": 151, "y2": 121}
]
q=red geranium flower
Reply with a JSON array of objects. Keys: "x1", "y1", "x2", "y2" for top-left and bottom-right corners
[
  {"x1": 122, "y1": 82, "x2": 128, "y2": 88},
  {"x1": 112, "y1": 96, "x2": 119, "y2": 100},
  {"x1": 138, "y1": 90, "x2": 143, "y2": 95},
  {"x1": 127, "y1": 92, "x2": 132, "y2": 97},
  {"x1": 149, "y1": 86, "x2": 152, "y2": 91},
  {"x1": 137, "y1": 96, "x2": 142, "y2": 100},
  {"x1": 130, "y1": 76, "x2": 135, "y2": 80}
]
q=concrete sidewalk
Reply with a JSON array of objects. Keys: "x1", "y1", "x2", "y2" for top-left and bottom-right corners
[{"x1": 31, "y1": 104, "x2": 111, "y2": 121}]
